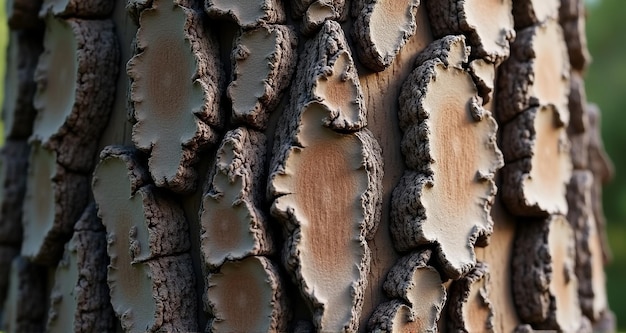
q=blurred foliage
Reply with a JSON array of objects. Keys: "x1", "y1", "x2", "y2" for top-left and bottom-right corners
[{"x1": 586, "y1": 0, "x2": 626, "y2": 329}]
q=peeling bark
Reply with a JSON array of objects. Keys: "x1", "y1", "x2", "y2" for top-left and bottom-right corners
[
  {"x1": 393, "y1": 35, "x2": 502, "y2": 278},
  {"x1": 129, "y1": 0, "x2": 223, "y2": 193},
  {"x1": 292, "y1": 0, "x2": 346, "y2": 20},
  {"x1": 512, "y1": 0, "x2": 559, "y2": 29},
  {"x1": 587, "y1": 105, "x2": 613, "y2": 264},
  {"x1": 269, "y1": 101, "x2": 383, "y2": 332},
  {"x1": 200, "y1": 128, "x2": 272, "y2": 269},
  {"x1": 47, "y1": 204, "x2": 116, "y2": 333},
  {"x1": 568, "y1": 73, "x2": 588, "y2": 135},
  {"x1": 32, "y1": 16, "x2": 119, "y2": 173},
  {"x1": 3, "y1": 31, "x2": 43, "y2": 140},
  {"x1": 500, "y1": 105, "x2": 572, "y2": 217},
  {"x1": 92, "y1": 146, "x2": 198, "y2": 332},
  {"x1": 1, "y1": 257, "x2": 47, "y2": 333},
  {"x1": 448, "y1": 262, "x2": 495, "y2": 333},
  {"x1": 469, "y1": 59, "x2": 496, "y2": 105},
  {"x1": 427, "y1": 0, "x2": 515, "y2": 64},
  {"x1": 205, "y1": 0, "x2": 286, "y2": 29},
  {"x1": 352, "y1": 0, "x2": 421, "y2": 71},
  {"x1": 206, "y1": 256, "x2": 288, "y2": 332},
  {"x1": 21, "y1": 141, "x2": 89, "y2": 265},
  {"x1": 228, "y1": 25, "x2": 297, "y2": 129},
  {"x1": 368, "y1": 249, "x2": 446, "y2": 332},
  {"x1": 512, "y1": 215, "x2": 584, "y2": 331},
  {"x1": 302, "y1": 1, "x2": 343, "y2": 35},
  {"x1": 39, "y1": 0, "x2": 114, "y2": 18},
  {"x1": 281, "y1": 20, "x2": 367, "y2": 134},
  {"x1": 567, "y1": 171, "x2": 608, "y2": 322},
  {"x1": 559, "y1": 0, "x2": 591, "y2": 71},
  {"x1": 497, "y1": 20, "x2": 570, "y2": 125}
]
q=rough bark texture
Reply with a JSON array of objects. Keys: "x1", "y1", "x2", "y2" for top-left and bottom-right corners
[
  {"x1": 0, "y1": 1, "x2": 615, "y2": 332},
  {"x1": 448, "y1": 262, "x2": 495, "y2": 332},
  {"x1": 128, "y1": 0, "x2": 223, "y2": 193},
  {"x1": 352, "y1": 0, "x2": 421, "y2": 71},
  {"x1": 205, "y1": 0, "x2": 286, "y2": 28},
  {"x1": 496, "y1": 19, "x2": 570, "y2": 125},
  {"x1": 228, "y1": 25, "x2": 297, "y2": 130},
  {"x1": 46, "y1": 203, "x2": 116, "y2": 333},
  {"x1": 427, "y1": 0, "x2": 515, "y2": 64},
  {"x1": 200, "y1": 128, "x2": 272, "y2": 270},
  {"x1": 39, "y1": 0, "x2": 114, "y2": 18},
  {"x1": 368, "y1": 249, "x2": 446, "y2": 332},
  {"x1": 512, "y1": 216, "x2": 584, "y2": 331},
  {"x1": 1, "y1": 257, "x2": 47, "y2": 332},
  {"x1": 500, "y1": 105, "x2": 572, "y2": 217},
  {"x1": 92, "y1": 146, "x2": 198, "y2": 332},
  {"x1": 393, "y1": 35, "x2": 503, "y2": 279}
]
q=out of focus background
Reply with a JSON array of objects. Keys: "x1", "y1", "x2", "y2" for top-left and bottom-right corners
[
  {"x1": 586, "y1": 0, "x2": 626, "y2": 329},
  {"x1": 0, "y1": 0, "x2": 623, "y2": 329}
]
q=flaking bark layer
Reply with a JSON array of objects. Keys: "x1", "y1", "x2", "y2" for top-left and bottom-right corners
[
  {"x1": 1, "y1": 257, "x2": 47, "y2": 332},
  {"x1": 39, "y1": 0, "x2": 114, "y2": 18},
  {"x1": 206, "y1": 256, "x2": 289, "y2": 332},
  {"x1": 501, "y1": 105, "x2": 571, "y2": 217},
  {"x1": 92, "y1": 146, "x2": 198, "y2": 332},
  {"x1": 496, "y1": 20, "x2": 570, "y2": 125},
  {"x1": 512, "y1": 215, "x2": 583, "y2": 331},
  {"x1": 353, "y1": 0, "x2": 421, "y2": 71},
  {"x1": 511, "y1": 0, "x2": 559, "y2": 29},
  {"x1": 368, "y1": 249, "x2": 446, "y2": 332},
  {"x1": 448, "y1": 262, "x2": 495, "y2": 332},
  {"x1": 567, "y1": 171, "x2": 608, "y2": 321},
  {"x1": 128, "y1": 0, "x2": 223, "y2": 193},
  {"x1": 21, "y1": 141, "x2": 89, "y2": 265},
  {"x1": 393, "y1": 35, "x2": 503, "y2": 278},
  {"x1": 32, "y1": 17, "x2": 119, "y2": 173},
  {"x1": 205, "y1": 0, "x2": 286, "y2": 29},
  {"x1": 292, "y1": 0, "x2": 346, "y2": 20},
  {"x1": 46, "y1": 204, "x2": 116, "y2": 333},
  {"x1": 269, "y1": 101, "x2": 383, "y2": 332},
  {"x1": 426, "y1": 0, "x2": 515, "y2": 64},
  {"x1": 200, "y1": 128, "x2": 273, "y2": 270},
  {"x1": 228, "y1": 25, "x2": 297, "y2": 130}
]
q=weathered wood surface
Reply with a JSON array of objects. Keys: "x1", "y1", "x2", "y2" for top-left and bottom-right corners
[{"x1": 0, "y1": 0, "x2": 615, "y2": 332}]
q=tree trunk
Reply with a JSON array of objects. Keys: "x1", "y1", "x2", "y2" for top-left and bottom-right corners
[{"x1": 0, "y1": 0, "x2": 616, "y2": 332}]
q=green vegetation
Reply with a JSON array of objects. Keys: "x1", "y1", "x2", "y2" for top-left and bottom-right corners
[{"x1": 586, "y1": 0, "x2": 626, "y2": 328}]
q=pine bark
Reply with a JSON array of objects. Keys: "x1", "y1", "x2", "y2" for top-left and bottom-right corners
[{"x1": 0, "y1": 0, "x2": 615, "y2": 332}]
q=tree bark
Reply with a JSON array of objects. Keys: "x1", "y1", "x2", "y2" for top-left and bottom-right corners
[{"x1": 0, "y1": 0, "x2": 615, "y2": 332}]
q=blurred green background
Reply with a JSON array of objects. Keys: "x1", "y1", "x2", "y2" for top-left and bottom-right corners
[
  {"x1": 0, "y1": 0, "x2": 624, "y2": 330},
  {"x1": 586, "y1": 0, "x2": 626, "y2": 329}
]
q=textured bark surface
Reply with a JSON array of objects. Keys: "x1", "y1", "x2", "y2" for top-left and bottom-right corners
[
  {"x1": 205, "y1": 0, "x2": 286, "y2": 28},
  {"x1": 1, "y1": 257, "x2": 47, "y2": 332},
  {"x1": 567, "y1": 171, "x2": 608, "y2": 322},
  {"x1": 352, "y1": 0, "x2": 421, "y2": 71},
  {"x1": 206, "y1": 256, "x2": 288, "y2": 332},
  {"x1": 393, "y1": 35, "x2": 503, "y2": 279},
  {"x1": 128, "y1": 0, "x2": 223, "y2": 193},
  {"x1": 0, "y1": 1, "x2": 614, "y2": 332},
  {"x1": 497, "y1": 19, "x2": 570, "y2": 125},
  {"x1": 500, "y1": 105, "x2": 572, "y2": 217},
  {"x1": 92, "y1": 146, "x2": 198, "y2": 332},
  {"x1": 368, "y1": 249, "x2": 446, "y2": 332},
  {"x1": 512, "y1": 215, "x2": 583, "y2": 331},
  {"x1": 228, "y1": 25, "x2": 297, "y2": 129},
  {"x1": 427, "y1": 0, "x2": 515, "y2": 64},
  {"x1": 448, "y1": 262, "x2": 495, "y2": 332},
  {"x1": 46, "y1": 204, "x2": 116, "y2": 333},
  {"x1": 200, "y1": 128, "x2": 272, "y2": 269},
  {"x1": 39, "y1": 0, "x2": 114, "y2": 18}
]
